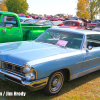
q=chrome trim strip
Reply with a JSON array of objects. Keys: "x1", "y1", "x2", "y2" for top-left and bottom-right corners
[
  {"x1": 70, "y1": 65, "x2": 100, "y2": 80},
  {"x1": 76, "y1": 57, "x2": 100, "y2": 64},
  {"x1": 22, "y1": 77, "x2": 49, "y2": 87},
  {"x1": 2, "y1": 69, "x2": 25, "y2": 78},
  {"x1": 0, "y1": 69, "x2": 22, "y2": 81},
  {"x1": 0, "y1": 68, "x2": 48, "y2": 89},
  {"x1": 6, "y1": 77, "x2": 25, "y2": 86}
]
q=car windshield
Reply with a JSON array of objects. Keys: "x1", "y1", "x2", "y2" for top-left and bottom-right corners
[
  {"x1": 92, "y1": 20, "x2": 100, "y2": 23},
  {"x1": 35, "y1": 29, "x2": 83, "y2": 49}
]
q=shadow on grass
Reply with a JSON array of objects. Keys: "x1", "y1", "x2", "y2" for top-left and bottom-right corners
[{"x1": 0, "y1": 70, "x2": 100, "y2": 100}]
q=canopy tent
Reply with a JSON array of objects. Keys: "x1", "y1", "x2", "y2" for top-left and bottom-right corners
[{"x1": 70, "y1": 16, "x2": 78, "y2": 20}]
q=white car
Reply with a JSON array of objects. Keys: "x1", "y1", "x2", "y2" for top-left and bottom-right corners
[{"x1": 19, "y1": 17, "x2": 33, "y2": 23}]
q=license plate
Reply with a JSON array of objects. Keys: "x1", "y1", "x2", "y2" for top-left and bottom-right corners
[{"x1": 0, "y1": 73, "x2": 5, "y2": 80}]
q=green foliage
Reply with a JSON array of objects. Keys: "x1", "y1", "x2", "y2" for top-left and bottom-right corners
[
  {"x1": 77, "y1": 0, "x2": 90, "y2": 19},
  {"x1": 77, "y1": 0, "x2": 100, "y2": 20},
  {"x1": 5, "y1": 0, "x2": 28, "y2": 14},
  {"x1": 88, "y1": 0, "x2": 100, "y2": 20}
]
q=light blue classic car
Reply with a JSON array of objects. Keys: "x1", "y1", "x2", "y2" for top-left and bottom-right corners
[{"x1": 0, "y1": 28, "x2": 100, "y2": 95}]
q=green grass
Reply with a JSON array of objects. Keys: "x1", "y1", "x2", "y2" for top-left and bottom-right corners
[{"x1": 0, "y1": 70, "x2": 100, "y2": 100}]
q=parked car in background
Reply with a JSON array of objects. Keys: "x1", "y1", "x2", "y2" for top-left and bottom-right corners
[
  {"x1": 0, "y1": 28, "x2": 100, "y2": 96},
  {"x1": 26, "y1": 20, "x2": 63, "y2": 27},
  {"x1": 58, "y1": 18, "x2": 65, "y2": 21},
  {"x1": 26, "y1": 15, "x2": 32, "y2": 18},
  {"x1": 52, "y1": 21, "x2": 64, "y2": 26},
  {"x1": 0, "y1": 11, "x2": 51, "y2": 43},
  {"x1": 49, "y1": 18, "x2": 58, "y2": 21},
  {"x1": 35, "y1": 20, "x2": 54, "y2": 26},
  {"x1": 18, "y1": 14, "x2": 32, "y2": 18},
  {"x1": 31, "y1": 16, "x2": 40, "y2": 19},
  {"x1": 19, "y1": 17, "x2": 33, "y2": 23},
  {"x1": 18, "y1": 14, "x2": 26, "y2": 17},
  {"x1": 46, "y1": 16, "x2": 53, "y2": 20},
  {"x1": 86, "y1": 19, "x2": 100, "y2": 30},
  {"x1": 24, "y1": 19, "x2": 38, "y2": 24},
  {"x1": 92, "y1": 22, "x2": 100, "y2": 32},
  {"x1": 60, "y1": 20, "x2": 86, "y2": 29}
]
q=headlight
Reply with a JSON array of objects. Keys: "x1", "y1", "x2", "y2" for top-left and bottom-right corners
[
  {"x1": 25, "y1": 72, "x2": 36, "y2": 81},
  {"x1": 23, "y1": 64, "x2": 37, "y2": 81},
  {"x1": 23, "y1": 65, "x2": 31, "y2": 73}
]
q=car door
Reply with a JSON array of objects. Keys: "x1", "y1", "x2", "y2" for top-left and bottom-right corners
[
  {"x1": 0, "y1": 15, "x2": 9, "y2": 43},
  {"x1": 0, "y1": 15, "x2": 23, "y2": 43},
  {"x1": 81, "y1": 34, "x2": 100, "y2": 76}
]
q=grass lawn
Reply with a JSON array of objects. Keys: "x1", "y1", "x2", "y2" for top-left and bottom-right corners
[{"x1": 0, "y1": 70, "x2": 100, "y2": 100}]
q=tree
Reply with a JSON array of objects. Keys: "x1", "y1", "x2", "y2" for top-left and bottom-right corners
[
  {"x1": 2, "y1": 3, "x2": 8, "y2": 11},
  {"x1": 88, "y1": 0, "x2": 100, "y2": 20},
  {"x1": 77, "y1": 0, "x2": 90, "y2": 19},
  {"x1": 5, "y1": 0, "x2": 28, "y2": 14},
  {"x1": 0, "y1": 0, "x2": 8, "y2": 11}
]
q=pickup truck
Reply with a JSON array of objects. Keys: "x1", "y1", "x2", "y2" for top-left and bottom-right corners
[{"x1": 0, "y1": 11, "x2": 51, "y2": 43}]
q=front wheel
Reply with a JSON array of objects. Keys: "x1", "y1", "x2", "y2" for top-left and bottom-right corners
[{"x1": 42, "y1": 71, "x2": 64, "y2": 96}]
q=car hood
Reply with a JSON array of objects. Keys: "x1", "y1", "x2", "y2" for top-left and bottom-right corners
[
  {"x1": 92, "y1": 27, "x2": 100, "y2": 31},
  {"x1": 0, "y1": 41, "x2": 79, "y2": 66}
]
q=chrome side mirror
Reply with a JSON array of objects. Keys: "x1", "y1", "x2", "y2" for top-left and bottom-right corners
[
  {"x1": 88, "y1": 46, "x2": 92, "y2": 50},
  {"x1": 6, "y1": 24, "x2": 13, "y2": 29}
]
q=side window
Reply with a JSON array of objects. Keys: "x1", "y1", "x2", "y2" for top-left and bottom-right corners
[
  {"x1": 64, "y1": 22, "x2": 70, "y2": 25},
  {"x1": 72, "y1": 22, "x2": 76, "y2": 26},
  {"x1": 92, "y1": 20, "x2": 95, "y2": 23},
  {"x1": 87, "y1": 35, "x2": 100, "y2": 48},
  {"x1": 0, "y1": 16, "x2": 18, "y2": 27}
]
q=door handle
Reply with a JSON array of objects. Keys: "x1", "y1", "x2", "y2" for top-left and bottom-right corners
[{"x1": 2, "y1": 29, "x2": 6, "y2": 33}]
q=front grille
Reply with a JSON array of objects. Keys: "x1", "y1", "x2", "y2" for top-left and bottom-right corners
[
  {"x1": 1, "y1": 61, "x2": 25, "y2": 75},
  {"x1": 5, "y1": 75, "x2": 25, "y2": 86}
]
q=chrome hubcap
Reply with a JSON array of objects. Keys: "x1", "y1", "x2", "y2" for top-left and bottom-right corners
[
  {"x1": 50, "y1": 73, "x2": 63, "y2": 93},
  {"x1": 52, "y1": 78, "x2": 58, "y2": 86}
]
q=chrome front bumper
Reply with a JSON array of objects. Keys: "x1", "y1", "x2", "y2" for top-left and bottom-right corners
[{"x1": 0, "y1": 69, "x2": 49, "y2": 91}]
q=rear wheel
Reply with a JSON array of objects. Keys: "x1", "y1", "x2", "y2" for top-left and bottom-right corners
[{"x1": 43, "y1": 71, "x2": 64, "y2": 96}]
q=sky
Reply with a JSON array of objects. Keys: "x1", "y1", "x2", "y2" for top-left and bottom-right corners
[{"x1": 27, "y1": 0, "x2": 77, "y2": 16}]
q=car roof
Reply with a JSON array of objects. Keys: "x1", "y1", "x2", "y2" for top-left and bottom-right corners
[
  {"x1": 49, "y1": 27, "x2": 100, "y2": 35},
  {"x1": 0, "y1": 11, "x2": 16, "y2": 15}
]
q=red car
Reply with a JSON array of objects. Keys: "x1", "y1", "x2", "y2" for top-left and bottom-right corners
[
  {"x1": 58, "y1": 22, "x2": 64, "y2": 26},
  {"x1": 46, "y1": 16, "x2": 53, "y2": 20},
  {"x1": 60, "y1": 20, "x2": 86, "y2": 29},
  {"x1": 26, "y1": 15, "x2": 32, "y2": 18},
  {"x1": 49, "y1": 18, "x2": 58, "y2": 21},
  {"x1": 86, "y1": 19, "x2": 100, "y2": 30},
  {"x1": 58, "y1": 18, "x2": 65, "y2": 21}
]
